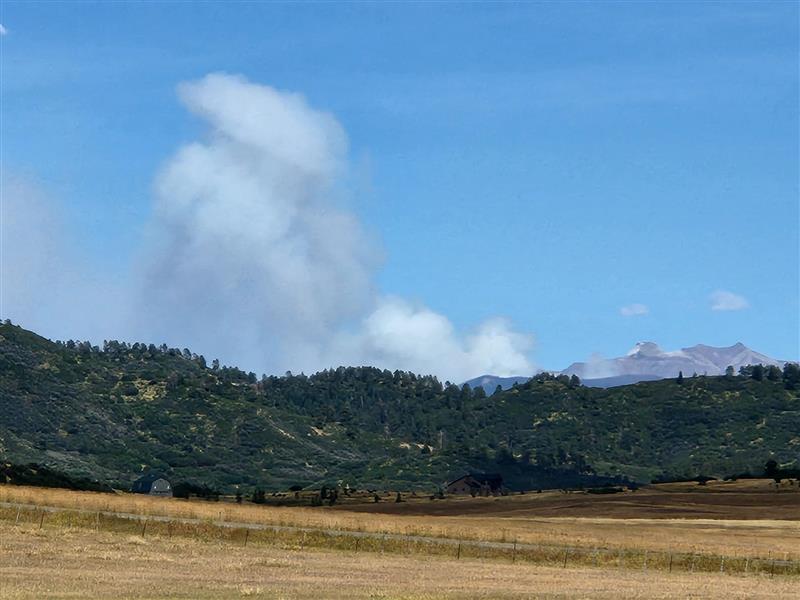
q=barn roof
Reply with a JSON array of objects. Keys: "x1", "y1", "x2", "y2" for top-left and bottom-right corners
[
  {"x1": 134, "y1": 471, "x2": 168, "y2": 484},
  {"x1": 131, "y1": 471, "x2": 169, "y2": 493},
  {"x1": 446, "y1": 472, "x2": 503, "y2": 487},
  {"x1": 471, "y1": 472, "x2": 503, "y2": 484}
]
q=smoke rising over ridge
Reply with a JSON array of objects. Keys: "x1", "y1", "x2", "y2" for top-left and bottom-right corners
[
  {"x1": 137, "y1": 73, "x2": 535, "y2": 380},
  {"x1": 2, "y1": 73, "x2": 534, "y2": 381},
  {"x1": 137, "y1": 74, "x2": 380, "y2": 374}
]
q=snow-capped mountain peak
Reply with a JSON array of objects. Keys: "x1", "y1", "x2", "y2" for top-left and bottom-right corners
[
  {"x1": 563, "y1": 342, "x2": 783, "y2": 381},
  {"x1": 466, "y1": 342, "x2": 787, "y2": 392},
  {"x1": 626, "y1": 342, "x2": 664, "y2": 357}
]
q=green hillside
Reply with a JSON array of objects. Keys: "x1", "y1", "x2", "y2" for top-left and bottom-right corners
[{"x1": 1, "y1": 321, "x2": 797, "y2": 492}]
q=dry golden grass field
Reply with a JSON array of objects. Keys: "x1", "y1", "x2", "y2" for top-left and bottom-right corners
[
  {"x1": 0, "y1": 480, "x2": 798, "y2": 599},
  {"x1": 1, "y1": 522, "x2": 798, "y2": 600}
]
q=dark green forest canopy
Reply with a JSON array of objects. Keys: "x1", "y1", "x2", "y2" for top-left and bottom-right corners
[{"x1": 1, "y1": 321, "x2": 798, "y2": 492}]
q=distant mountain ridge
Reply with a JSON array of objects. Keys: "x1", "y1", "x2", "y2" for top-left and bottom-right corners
[
  {"x1": 562, "y1": 342, "x2": 784, "y2": 381},
  {"x1": 466, "y1": 342, "x2": 785, "y2": 392}
]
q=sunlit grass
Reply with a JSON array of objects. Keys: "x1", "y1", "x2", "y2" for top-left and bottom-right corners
[
  {"x1": 1, "y1": 483, "x2": 798, "y2": 577},
  {"x1": 1, "y1": 521, "x2": 798, "y2": 600}
]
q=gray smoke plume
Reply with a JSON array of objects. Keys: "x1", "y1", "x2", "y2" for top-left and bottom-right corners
[{"x1": 5, "y1": 74, "x2": 535, "y2": 381}]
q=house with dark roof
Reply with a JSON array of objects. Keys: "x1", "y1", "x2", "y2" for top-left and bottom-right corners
[
  {"x1": 445, "y1": 473, "x2": 504, "y2": 496},
  {"x1": 131, "y1": 472, "x2": 172, "y2": 497}
]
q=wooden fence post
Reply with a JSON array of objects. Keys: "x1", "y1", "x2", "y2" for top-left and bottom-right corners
[
  {"x1": 720, "y1": 556, "x2": 725, "y2": 573},
  {"x1": 668, "y1": 554, "x2": 673, "y2": 573},
  {"x1": 141, "y1": 520, "x2": 147, "y2": 538},
  {"x1": 456, "y1": 542, "x2": 461, "y2": 560},
  {"x1": 744, "y1": 557, "x2": 749, "y2": 573},
  {"x1": 562, "y1": 549, "x2": 569, "y2": 568},
  {"x1": 15, "y1": 507, "x2": 20, "y2": 525},
  {"x1": 512, "y1": 539, "x2": 517, "y2": 563},
  {"x1": 39, "y1": 511, "x2": 45, "y2": 529},
  {"x1": 243, "y1": 529, "x2": 249, "y2": 547}
]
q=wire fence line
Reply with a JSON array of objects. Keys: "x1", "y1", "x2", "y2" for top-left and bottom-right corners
[{"x1": 1, "y1": 501, "x2": 798, "y2": 578}]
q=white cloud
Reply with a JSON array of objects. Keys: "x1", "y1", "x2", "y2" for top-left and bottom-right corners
[
  {"x1": 132, "y1": 73, "x2": 534, "y2": 381},
  {"x1": 620, "y1": 303, "x2": 649, "y2": 317},
  {"x1": 0, "y1": 25, "x2": 7, "y2": 36},
  {"x1": 339, "y1": 298, "x2": 533, "y2": 382},
  {"x1": 710, "y1": 290, "x2": 749, "y2": 312}
]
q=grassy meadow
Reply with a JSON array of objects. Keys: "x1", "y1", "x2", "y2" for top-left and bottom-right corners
[
  {"x1": 1, "y1": 479, "x2": 798, "y2": 598},
  {"x1": 2, "y1": 522, "x2": 799, "y2": 600}
]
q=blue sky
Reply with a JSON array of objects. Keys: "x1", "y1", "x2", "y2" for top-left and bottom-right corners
[{"x1": 2, "y1": 2, "x2": 798, "y2": 374}]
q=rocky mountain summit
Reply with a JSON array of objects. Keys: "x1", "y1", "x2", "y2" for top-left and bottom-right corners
[{"x1": 562, "y1": 342, "x2": 783, "y2": 381}]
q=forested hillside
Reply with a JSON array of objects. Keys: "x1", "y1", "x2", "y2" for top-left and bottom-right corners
[{"x1": 1, "y1": 321, "x2": 798, "y2": 492}]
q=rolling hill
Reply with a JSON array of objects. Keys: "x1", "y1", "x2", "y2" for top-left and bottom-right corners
[{"x1": 1, "y1": 321, "x2": 798, "y2": 492}]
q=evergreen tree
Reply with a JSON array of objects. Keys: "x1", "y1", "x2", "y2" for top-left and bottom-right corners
[{"x1": 783, "y1": 362, "x2": 800, "y2": 389}]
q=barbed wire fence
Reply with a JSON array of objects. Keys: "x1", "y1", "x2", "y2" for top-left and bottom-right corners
[{"x1": 2, "y1": 502, "x2": 798, "y2": 578}]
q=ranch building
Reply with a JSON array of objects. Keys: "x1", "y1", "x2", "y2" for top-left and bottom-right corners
[
  {"x1": 131, "y1": 472, "x2": 173, "y2": 497},
  {"x1": 445, "y1": 473, "x2": 504, "y2": 496}
]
